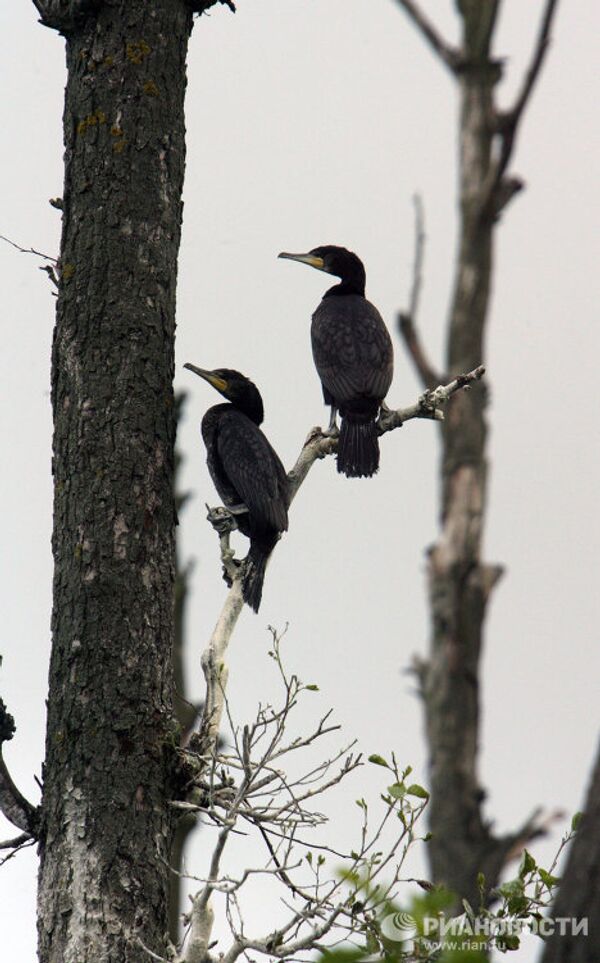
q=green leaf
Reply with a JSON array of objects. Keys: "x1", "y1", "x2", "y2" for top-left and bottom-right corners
[
  {"x1": 538, "y1": 868, "x2": 560, "y2": 889},
  {"x1": 519, "y1": 849, "x2": 536, "y2": 878},
  {"x1": 305, "y1": 684, "x2": 319, "y2": 691},
  {"x1": 355, "y1": 798, "x2": 367, "y2": 809},
  {"x1": 497, "y1": 934, "x2": 520, "y2": 951},
  {"x1": 571, "y1": 811, "x2": 583, "y2": 832},
  {"x1": 507, "y1": 895, "x2": 528, "y2": 915},
  {"x1": 365, "y1": 930, "x2": 379, "y2": 954},
  {"x1": 388, "y1": 782, "x2": 406, "y2": 799},
  {"x1": 406, "y1": 783, "x2": 430, "y2": 800},
  {"x1": 462, "y1": 898, "x2": 475, "y2": 919},
  {"x1": 498, "y1": 878, "x2": 524, "y2": 900},
  {"x1": 368, "y1": 754, "x2": 389, "y2": 768}
]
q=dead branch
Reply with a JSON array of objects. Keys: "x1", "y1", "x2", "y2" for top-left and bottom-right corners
[
  {"x1": 288, "y1": 365, "x2": 484, "y2": 501},
  {"x1": 0, "y1": 700, "x2": 39, "y2": 836},
  {"x1": 393, "y1": 0, "x2": 561, "y2": 913},
  {"x1": 0, "y1": 832, "x2": 36, "y2": 869},
  {"x1": 392, "y1": 0, "x2": 461, "y2": 73},
  {"x1": 484, "y1": 0, "x2": 561, "y2": 210},
  {"x1": 0, "y1": 233, "x2": 57, "y2": 263},
  {"x1": 397, "y1": 194, "x2": 441, "y2": 390},
  {"x1": 195, "y1": 365, "x2": 484, "y2": 764},
  {"x1": 174, "y1": 636, "x2": 429, "y2": 963}
]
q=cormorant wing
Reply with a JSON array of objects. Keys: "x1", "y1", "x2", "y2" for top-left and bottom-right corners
[
  {"x1": 216, "y1": 411, "x2": 289, "y2": 533},
  {"x1": 312, "y1": 296, "x2": 393, "y2": 402}
]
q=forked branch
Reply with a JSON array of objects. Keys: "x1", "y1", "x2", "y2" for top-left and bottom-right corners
[
  {"x1": 195, "y1": 365, "x2": 485, "y2": 758},
  {"x1": 485, "y1": 0, "x2": 561, "y2": 210},
  {"x1": 170, "y1": 635, "x2": 429, "y2": 963}
]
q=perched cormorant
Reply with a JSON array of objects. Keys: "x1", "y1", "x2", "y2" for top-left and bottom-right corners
[
  {"x1": 278, "y1": 246, "x2": 393, "y2": 478},
  {"x1": 184, "y1": 364, "x2": 289, "y2": 613}
]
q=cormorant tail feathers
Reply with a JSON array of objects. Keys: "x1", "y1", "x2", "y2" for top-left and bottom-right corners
[
  {"x1": 337, "y1": 416, "x2": 380, "y2": 478},
  {"x1": 242, "y1": 543, "x2": 270, "y2": 613}
]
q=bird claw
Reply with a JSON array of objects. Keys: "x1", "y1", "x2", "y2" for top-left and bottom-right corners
[{"x1": 206, "y1": 504, "x2": 238, "y2": 536}]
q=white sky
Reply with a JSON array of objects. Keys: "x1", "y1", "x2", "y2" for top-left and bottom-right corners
[{"x1": 1, "y1": 2, "x2": 599, "y2": 961}]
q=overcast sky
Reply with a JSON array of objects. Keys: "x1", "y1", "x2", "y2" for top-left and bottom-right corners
[{"x1": 1, "y1": 2, "x2": 599, "y2": 960}]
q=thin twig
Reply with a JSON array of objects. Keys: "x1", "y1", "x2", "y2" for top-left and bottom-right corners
[
  {"x1": 507, "y1": 0, "x2": 560, "y2": 139},
  {"x1": 407, "y1": 193, "x2": 425, "y2": 322},
  {"x1": 0, "y1": 833, "x2": 36, "y2": 868},
  {"x1": 0, "y1": 233, "x2": 57, "y2": 263},
  {"x1": 392, "y1": 0, "x2": 461, "y2": 72},
  {"x1": 485, "y1": 0, "x2": 560, "y2": 207},
  {"x1": 0, "y1": 831, "x2": 32, "y2": 850},
  {"x1": 397, "y1": 194, "x2": 441, "y2": 389}
]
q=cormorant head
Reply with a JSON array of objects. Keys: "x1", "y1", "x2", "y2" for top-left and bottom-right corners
[
  {"x1": 278, "y1": 245, "x2": 366, "y2": 294},
  {"x1": 184, "y1": 364, "x2": 264, "y2": 425}
]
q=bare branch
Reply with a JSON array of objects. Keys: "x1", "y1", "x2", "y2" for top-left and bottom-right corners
[
  {"x1": 0, "y1": 233, "x2": 57, "y2": 263},
  {"x1": 288, "y1": 366, "x2": 483, "y2": 501},
  {"x1": 397, "y1": 194, "x2": 442, "y2": 389},
  {"x1": 195, "y1": 365, "x2": 484, "y2": 779},
  {"x1": 485, "y1": 0, "x2": 560, "y2": 207},
  {"x1": 177, "y1": 633, "x2": 430, "y2": 963},
  {"x1": 407, "y1": 193, "x2": 426, "y2": 323},
  {"x1": 507, "y1": 0, "x2": 560, "y2": 137},
  {"x1": 0, "y1": 832, "x2": 36, "y2": 869},
  {"x1": 0, "y1": 700, "x2": 39, "y2": 835},
  {"x1": 0, "y1": 831, "x2": 32, "y2": 850},
  {"x1": 392, "y1": 0, "x2": 461, "y2": 73},
  {"x1": 398, "y1": 315, "x2": 441, "y2": 390}
]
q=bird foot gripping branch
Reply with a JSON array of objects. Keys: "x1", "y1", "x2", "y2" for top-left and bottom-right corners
[
  {"x1": 205, "y1": 503, "x2": 239, "y2": 536},
  {"x1": 204, "y1": 505, "x2": 244, "y2": 587}
]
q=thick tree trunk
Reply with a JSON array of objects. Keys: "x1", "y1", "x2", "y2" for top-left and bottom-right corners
[
  {"x1": 396, "y1": 0, "x2": 560, "y2": 910},
  {"x1": 424, "y1": 49, "x2": 501, "y2": 912},
  {"x1": 35, "y1": 2, "x2": 192, "y2": 960},
  {"x1": 541, "y1": 740, "x2": 600, "y2": 963}
]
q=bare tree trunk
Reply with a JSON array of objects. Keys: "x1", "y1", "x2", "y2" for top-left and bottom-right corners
[
  {"x1": 33, "y1": 2, "x2": 193, "y2": 959},
  {"x1": 395, "y1": 0, "x2": 560, "y2": 908},
  {"x1": 541, "y1": 739, "x2": 600, "y2": 962}
]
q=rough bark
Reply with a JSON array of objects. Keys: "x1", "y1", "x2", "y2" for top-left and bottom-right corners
[
  {"x1": 169, "y1": 393, "x2": 201, "y2": 944},
  {"x1": 0, "y1": 700, "x2": 39, "y2": 836},
  {"x1": 541, "y1": 740, "x2": 600, "y2": 962},
  {"x1": 396, "y1": 0, "x2": 560, "y2": 909},
  {"x1": 35, "y1": 2, "x2": 192, "y2": 960},
  {"x1": 424, "y1": 6, "x2": 502, "y2": 903}
]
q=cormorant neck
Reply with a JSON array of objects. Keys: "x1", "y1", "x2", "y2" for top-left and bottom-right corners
[
  {"x1": 323, "y1": 277, "x2": 366, "y2": 298},
  {"x1": 234, "y1": 390, "x2": 264, "y2": 426}
]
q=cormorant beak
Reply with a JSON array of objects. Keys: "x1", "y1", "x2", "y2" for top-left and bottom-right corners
[
  {"x1": 278, "y1": 251, "x2": 326, "y2": 272},
  {"x1": 183, "y1": 363, "x2": 229, "y2": 394}
]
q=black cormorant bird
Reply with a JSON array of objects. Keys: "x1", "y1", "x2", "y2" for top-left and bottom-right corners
[
  {"x1": 184, "y1": 364, "x2": 289, "y2": 613},
  {"x1": 278, "y1": 245, "x2": 393, "y2": 478}
]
